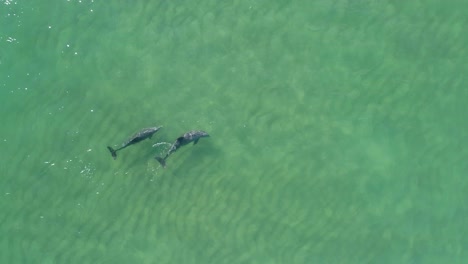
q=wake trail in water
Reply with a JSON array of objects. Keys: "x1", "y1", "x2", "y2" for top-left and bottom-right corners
[{"x1": 152, "y1": 142, "x2": 172, "y2": 148}]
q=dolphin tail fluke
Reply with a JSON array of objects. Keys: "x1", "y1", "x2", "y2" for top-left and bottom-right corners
[
  {"x1": 155, "y1": 157, "x2": 166, "y2": 168},
  {"x1": 107, "y1": 146, "x2": 117, "y2": 160}
]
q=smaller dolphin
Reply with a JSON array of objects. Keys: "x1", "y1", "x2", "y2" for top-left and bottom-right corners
[
  {"x1": 107, "y1": 126, "x2": 162, "y2": 159},
  {"x1": 155, "y1": 130, "x2": 209, "y2": 167}
]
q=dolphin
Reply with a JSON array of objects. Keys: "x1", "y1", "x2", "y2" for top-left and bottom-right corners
[
  {"x1": 107, "y1": 126, "x2": 162, "y2": 159},
  {"x1": 155, "y1": 130, "x2": 209, "y2": 167}
]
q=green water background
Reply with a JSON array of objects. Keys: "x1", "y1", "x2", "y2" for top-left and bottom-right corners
[{"x1": 1, "y1": 0, "x2": 467, "y2": 263}]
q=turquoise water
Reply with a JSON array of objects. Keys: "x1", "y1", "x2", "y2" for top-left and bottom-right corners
[{"x1": 1, "y1": 1, "x2": 467, "y2": 263}]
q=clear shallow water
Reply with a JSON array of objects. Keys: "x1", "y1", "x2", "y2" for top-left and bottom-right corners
[{"x1": 1, "y1": 1, "x2": 467, "y2": 263}]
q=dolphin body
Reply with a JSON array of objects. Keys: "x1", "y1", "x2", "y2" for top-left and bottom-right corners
[
  {"x1": 107, "y1": 126, "x2": 162, "y2": 159},
  {"x1": 155, "y1": 130, "x2": 209, "y2": 167}
]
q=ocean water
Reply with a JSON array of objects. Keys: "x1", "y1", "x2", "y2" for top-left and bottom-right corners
[{"x1": 1, "y1": 0, "x2": 467, "y2": 263}]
